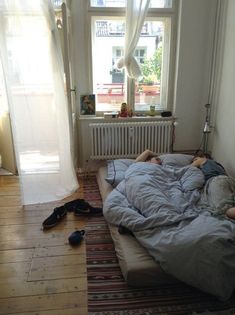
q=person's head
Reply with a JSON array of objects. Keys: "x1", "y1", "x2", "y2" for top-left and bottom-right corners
[
  {"x1": 193, "y1": 150, "x2": 212, "y2": 160},
  {"x1": 147, "y1": 156, "x2": 162, "y2": 165},
  {"x1": 204, "y1": 153, "x2": 212, "y2": 159},
  {"x1": 193, "y1": 150, "x2": 205, "y2": 158},
  {"x1": 82, "y1": 95, "x2": 90, "y2": 103}
]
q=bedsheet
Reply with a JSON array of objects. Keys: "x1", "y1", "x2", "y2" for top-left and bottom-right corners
[{"x1": 103, "y1": 162, "x2": 235, "y2": 300}]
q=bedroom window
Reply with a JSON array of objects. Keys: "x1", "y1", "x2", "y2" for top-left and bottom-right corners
[{"x1": 89, "y1": 0, "x2": 176, "y2": 113}]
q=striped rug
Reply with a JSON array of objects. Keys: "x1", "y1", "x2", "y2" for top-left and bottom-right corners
[{"x1": 84, "y1": 176, "x2": 235, "y2": 315}]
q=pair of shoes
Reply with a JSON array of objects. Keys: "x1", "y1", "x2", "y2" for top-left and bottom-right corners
[
  {"x1": 42, "y1": 206, "x2": 67, "y2": 229},
  {"x1": 64, "y1": 198, "x2": 102, "y2": 216},
  {"x1": 68, "y1": 230, "x2": 85, "y2": 246}
]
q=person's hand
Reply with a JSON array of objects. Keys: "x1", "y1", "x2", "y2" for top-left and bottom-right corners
[
  {"x1": 191, "y1": 157, "x2": 207, "y2": 167},
  {"x1": 226, "y1": 207, "x2": 235, "y2": 220}
]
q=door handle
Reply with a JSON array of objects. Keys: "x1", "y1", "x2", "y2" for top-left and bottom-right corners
[{"x1": 70, "y1": 87, "x2": 76, "y2": 95}]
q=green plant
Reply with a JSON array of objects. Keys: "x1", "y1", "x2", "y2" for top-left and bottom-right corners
[{"x1": 140, "y1": 46, "x2": 162, "y2": 84}]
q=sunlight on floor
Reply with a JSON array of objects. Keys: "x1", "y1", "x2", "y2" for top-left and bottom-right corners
[{"x1": 19, "y1": 151, "x2": 59, "y2": 174}]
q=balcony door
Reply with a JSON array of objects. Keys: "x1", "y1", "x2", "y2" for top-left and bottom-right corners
[
  {"x1": 0, "y1": 64, "x2": 17, "y2": 175},
  {"x1": 62, "y1": 2, "x2": 78, "y2": 168}
]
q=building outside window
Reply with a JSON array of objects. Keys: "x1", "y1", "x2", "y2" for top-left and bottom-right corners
[
  {"x1": 112, "y1": 47, "x2": 124, "y2": 84},
  {"x1": 110, "y1": 46, "x2": 147, "y2": 84},
  {"x1": 89, "y1": 0, "x2": 176, "y2": 113},
  {"x1": 135, "y1": 48, "x2": 147, "y2": 64}
]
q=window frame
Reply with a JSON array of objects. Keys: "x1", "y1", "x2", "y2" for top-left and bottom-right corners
[{"x1": 87, "y1": 0, "x2": 178, "y2": 115}]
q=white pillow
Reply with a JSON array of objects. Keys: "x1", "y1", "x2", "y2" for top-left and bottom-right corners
[
  {"x1": 105, "y1": 154, "x2": 194, "y2": 187},
  {"x1": 105, "y1": 159, "x2": 135, "y2": 187},
  {"x1": 159, "y1": 154, "x2": 194, "y2": 167}
]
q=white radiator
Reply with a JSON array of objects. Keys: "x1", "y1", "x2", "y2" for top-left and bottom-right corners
[{"x1": 89, "y1": 121, "x2": 173, "y2": 160}]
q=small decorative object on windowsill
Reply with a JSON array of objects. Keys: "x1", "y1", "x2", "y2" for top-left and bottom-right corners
[
  {"x1": 161, "y1": 111, "x2": 172, "y2": 117},
  {"x1": 119, "y1": 102, "x2": 128, "y2": 117},
  {"x1": 104, "y1": 111, "x2": 119, "y2": 119},
  {"x1": 149, "y1": 105, "x2": 156, "y2": 116},
  {"x1": 118, "y1": 102, "x2": 133, "y2": 118},
  {"x1": 128, "y1": 107, "x2": 133, "y2": 117},
  {"x1": 202, "y1": 103, "x2": 211, "y2": 153},
  {"x1": 148, "y1": 106, "x2": 162, "y2": 117}
]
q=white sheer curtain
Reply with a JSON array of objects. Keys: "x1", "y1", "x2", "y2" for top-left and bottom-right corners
[
  {"x1": 117, "y1": 0, "x2": 150, "y2": 79},
  {"x1": 0, "y1": 0, "x2": 78, "y2": 204}
]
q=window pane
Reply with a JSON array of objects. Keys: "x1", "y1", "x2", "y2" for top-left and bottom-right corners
[
  {"x1": 149, "y1": 0, "x2": 172, "y2": 8},
  {"x1": 90, "y1": 0, "x2": 172, "y2": 8},
  {"x1": 5, "y1": 16, "x2": 53, "y2": 90},
  {"x1": 135, "y1": 19, "x2": 170, "y2": 111},
  {"x1": 92, "y1": 17, "x2": 171, "y2": 112},
  {"x1": 90, "y1": 0, "x2": 126, "y2": 8},
  {"x1": 92, "y1": 18, "x2": 125, "y2": 112},
  {"x1": 53, "y1": 0, "x2": 63, "y2": 9}
]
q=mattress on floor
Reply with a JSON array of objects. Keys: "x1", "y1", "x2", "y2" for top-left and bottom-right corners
[{"x1": 96, "y1": 166, "x2": 178, "y2": 286}]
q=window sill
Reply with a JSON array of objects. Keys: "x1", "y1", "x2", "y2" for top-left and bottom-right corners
[{"x1": 78, "y1": 115, "x2": 175, "y2": 122}]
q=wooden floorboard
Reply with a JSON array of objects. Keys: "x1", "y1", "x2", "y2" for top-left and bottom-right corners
[
  {"x1": 0, "y1": 291, "x2": 87, "y2": 315},
  {"x1": 0, "y1": 175, "x2": 88, "y2": 315}
]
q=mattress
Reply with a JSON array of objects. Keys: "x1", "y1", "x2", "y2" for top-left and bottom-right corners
[{"x1": 96, "y1": 166, "x2": 178, "y2": 286}]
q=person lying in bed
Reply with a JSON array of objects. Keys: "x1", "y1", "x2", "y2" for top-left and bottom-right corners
[
  {"x1": 191, "y1": 155, "x2": 235, "y2": 220},
  {"x1": 135, "y1": 149, "x2": 162, "y2": 165},
  {"x1": 191, "y1": 156, "x2": 226, "y2": 181},
  {"x1": 136, "y1": 150, "x2": 235, "y2": 220}
]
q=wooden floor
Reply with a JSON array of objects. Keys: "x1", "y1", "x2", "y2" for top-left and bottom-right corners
[{"x1": 0, "y1": 175, "x2": 88, "y2": 315}]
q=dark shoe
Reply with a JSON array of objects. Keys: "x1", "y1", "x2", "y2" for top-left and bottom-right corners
[
  {"x1": 74, "y1": 204, "x2": 103, "y2": 216},
  {"x1": 42, "y1": 206, "x2": 67, "y2": 229},
  {"x1": 68, "y1": 230, "x2": 85, "y2": 246},
  {"x1": 64, "y1": 199, "x2": 90, "y2": 212}
]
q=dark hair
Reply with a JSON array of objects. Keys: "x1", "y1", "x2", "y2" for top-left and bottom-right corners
[{"x1": 193, "y1": 150, "x2": 212, "y2": 160}]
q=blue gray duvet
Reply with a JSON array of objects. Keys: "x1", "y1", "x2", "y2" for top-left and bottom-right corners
[{"x1": 103, "y1": 162, "x2": 235, "y2": 300}]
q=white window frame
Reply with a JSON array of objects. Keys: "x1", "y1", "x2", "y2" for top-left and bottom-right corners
[
  {"x1": 85, "y1": 0, "x2": 178, "y2": 115},
  {"x1": 134, "y1": 47, "x2": 147, "y2": 64}
]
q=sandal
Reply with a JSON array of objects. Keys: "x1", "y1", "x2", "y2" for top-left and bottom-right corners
[
  {"x1": 68, "y1": 230, "x2": 85, "y2": 246},
  {"x1": 42, "y1": 206, "x2": 67, "y2": 229}
]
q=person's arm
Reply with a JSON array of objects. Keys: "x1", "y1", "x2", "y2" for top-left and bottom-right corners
[
  {"x1": 135, "y1": 149, "x2": 155, "y2": 162},
  {"x1": 191, "y1": 157, "x2": 207, "y2": 168}
]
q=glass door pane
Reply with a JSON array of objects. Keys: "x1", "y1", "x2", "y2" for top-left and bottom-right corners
[{"x1": 92, "y1": 18, "x2": 126, "y2": 112}]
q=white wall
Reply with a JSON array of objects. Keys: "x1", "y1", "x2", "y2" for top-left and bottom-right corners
[
  {"x1": 173, "y1": 0, "x2": 217, "y2": 151},
  {"x1": 211, "y1": 0, "x2": 235, "y2": 177}
]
